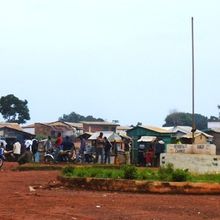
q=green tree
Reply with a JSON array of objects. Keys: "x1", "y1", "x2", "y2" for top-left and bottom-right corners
[
  {"x1": 59, "y1": 112, "x2": 104, "y2": 123},
  {"x1": 0, "y1": 94, "x2": 30, "y2": 124},
  {"x1": 163, "y1": 112, "x2": 208, "y2": 130}
]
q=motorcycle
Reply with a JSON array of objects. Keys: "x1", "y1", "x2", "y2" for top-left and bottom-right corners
[
  {"x1": 84, "y1": 152, "x2": 96, "y2": 163},
  {"x1": 44, "y1": 148, "x2": 77, "y2": 163},
  {"x1": 44, "y1": 148, "x2": 55, "y2": 163}
]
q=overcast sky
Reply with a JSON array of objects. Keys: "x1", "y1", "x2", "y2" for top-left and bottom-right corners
[{"x1": 0, "y1": 0, "x2": 219, "y2": 126}]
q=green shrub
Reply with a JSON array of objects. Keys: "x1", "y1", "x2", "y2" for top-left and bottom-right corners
[
  {"x1": 63, "y1": 166, "x2": 75, "y2": 176},
  {"x1": 171, "y1": 169, "x2": 189, "y2": 182},
  {"x1": 137, "y1": 169, "x2": 157, "y2": 180},
  {"x1": 158, "y1": 163, "x2": 174, "y2": 181},
  {"x1": 122, "y1": 165, "x2": 138, "y2": 179}
]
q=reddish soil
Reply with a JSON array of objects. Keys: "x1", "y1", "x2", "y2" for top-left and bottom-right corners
[{"x1": 0, "y1": 162, "x2": 220, "y2": 220}]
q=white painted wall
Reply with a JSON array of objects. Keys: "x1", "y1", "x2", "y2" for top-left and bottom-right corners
[
  {"x1": 166, "y1": 144, "x2": 216, "y2": 155},
  {"x1": 160, "y1": 153, "x2": 220, "y2": 174},
  {"x1": 208, "y1": 121, "x2": 220, "y2": 129}
]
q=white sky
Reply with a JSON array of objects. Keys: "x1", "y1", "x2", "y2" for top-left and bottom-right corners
[{"x1": 0, "y1": 0, "x2": 219, "y2": 126}]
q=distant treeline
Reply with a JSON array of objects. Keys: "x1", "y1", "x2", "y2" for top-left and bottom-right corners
[{"x1": 59, "y1": 112, "x2": 104, "y2": 123}]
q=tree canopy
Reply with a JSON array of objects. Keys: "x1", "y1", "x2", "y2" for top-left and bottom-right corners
[
  {"x1": 59, "y1": 112, "x2": 104, "y2": 123},
  {"x1": 0, "y1": 94, "x2": 30, "y2": 124},
  {"x1": 163, "y1": 112, "x2": 208, "y2": 130}
]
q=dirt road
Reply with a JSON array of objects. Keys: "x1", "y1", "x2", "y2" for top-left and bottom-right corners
[{"x1": 0, "y1": 162, "x2": 220, "y2": 220}]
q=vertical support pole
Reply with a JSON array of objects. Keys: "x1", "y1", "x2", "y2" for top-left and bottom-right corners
[{"x1": 191, "y1": 17, "x2": 195, "y2": 144}]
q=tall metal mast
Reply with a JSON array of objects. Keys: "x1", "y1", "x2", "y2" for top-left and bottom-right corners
[{"x1": 191, "y1": 17, "x2": 196, "y2": 144}]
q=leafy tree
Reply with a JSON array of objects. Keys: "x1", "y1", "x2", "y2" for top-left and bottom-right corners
[
  {"x1": 59, "y1": 112, "x2": 104, "y2": 123},
  {"x1": 0, "y1": 94, "x2": 30, "y2": 124},
  {"x1": 208, "y1": 116, "x2": 219, "y2": 121},
  {"x1": 163, "y1": 112, "x2": 208, "y2": 130}
]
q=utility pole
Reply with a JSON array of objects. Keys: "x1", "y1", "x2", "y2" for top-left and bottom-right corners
[{"x1": 191, "y1": 17, "x2": 196, "y2": 144}]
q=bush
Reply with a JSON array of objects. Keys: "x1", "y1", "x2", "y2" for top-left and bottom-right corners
[
  {"x1": 122, "y1": 165, "x2": 138, "y2": 179},
  {"x1": 158, "y1": 163, "x2": 190, "y2": 182},
  {"x1": 137, "y1": 169, "x2": 157, "y2": 180},
  {"x1": 63, "y1": 166, "x2": 75, "y2": 176},
  {"x1": 171, "y1": 169, "x2": 189, "y2": 182},
  {"x1": 158, "y1": 163, "x2": 174, "y2": 181}
]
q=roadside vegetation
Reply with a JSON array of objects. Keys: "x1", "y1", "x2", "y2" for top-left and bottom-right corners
[{"x1": 62, "y1": 164, "x2": 220, "y2": 183}]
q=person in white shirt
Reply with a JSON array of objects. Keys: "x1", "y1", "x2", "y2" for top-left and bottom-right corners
[{"x1": 13, "y1": 140, "x2": 21, "y2": 161}]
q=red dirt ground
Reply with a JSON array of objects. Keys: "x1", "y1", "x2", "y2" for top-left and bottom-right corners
[{"x1": 0, "y1": 162, "x2": 220, "y2": 220}]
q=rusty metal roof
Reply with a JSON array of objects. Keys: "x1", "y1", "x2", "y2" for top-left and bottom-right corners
[
  {"x1": 0, "y1": 123, "x2": 22, "y2": 131},
  {"x1": 139, "y1": 125, "x2": 173, "y2": 134}
]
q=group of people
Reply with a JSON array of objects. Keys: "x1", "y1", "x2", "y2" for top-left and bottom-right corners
[
  {"x1": 0, "y1": 131, "x2": 132, "y2": 165},
  {"x1": 0, "y1": 138, "x2": 37, "y2": 164},
  {"x1": 44, "y1": 132, "x2": 76, "y2": 162},
  {"x1": 79, "y1": 132, "x2": 131, "y2": 165}
]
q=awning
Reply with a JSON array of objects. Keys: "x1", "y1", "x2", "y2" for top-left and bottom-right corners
[
  {"x1": 88, "y1": 131, "x2": 122, "y2": 142},
  {"x1": 137, "y1": 136, "x2": 157, "y2": 143}
]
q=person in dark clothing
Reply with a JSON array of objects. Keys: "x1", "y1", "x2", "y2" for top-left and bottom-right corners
[
  {"x1": 18, "y1": 147, "x2": 33, "y2": 165},
  {"x1": 32, "y1": 139, "x2": 39, "y2": 162},
  {"x1": 62, "y1": 136, "x2": 74, "y2": 151},
  {"x1": 104, "y1": 137, "x2": 112, "y2": 164},
  {"x1": 60, "y1": 136, "x2": 75, "y2": 162}
]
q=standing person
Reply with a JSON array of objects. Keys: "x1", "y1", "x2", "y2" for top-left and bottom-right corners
[
  {"x1": 112, "y1": 140, "x2": 118, "y2": 165},
  {"x1": 79, "y1": 137, "x2": 86, "y2": 163},
  {"x1": 145, "y1": 145, "x2": 154, "y2": 167},
  {"x1": 124, "y1": 139, "x2": 131, "y2": 164},
  {"x1": 32, "y1": 139, "x2": 39, "y2": 162},
  {"x1": 104, "y1": 137, "x2": 112, "y2": 164},
  {"x1": 96, "y1": 132, "x2": 104, "y2": 163},
  {"x1": 54, "y1": 132, "x2": 63, "y2": 162},
  {"x1": 44, "y1": 136, "x2": 52, "y2": 152},
  {"x1": 13, "y1": 140, "x2": 21, "y2": 161}
]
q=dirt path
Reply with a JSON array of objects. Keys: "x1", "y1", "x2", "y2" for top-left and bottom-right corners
[{"x1": 0, "y1": 162, "x2": 220, "y2": 220}]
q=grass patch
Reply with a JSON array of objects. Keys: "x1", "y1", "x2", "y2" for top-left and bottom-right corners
[
  {"x1": 63, "y1": 166, "x2": 124, "y2": 179},
  {"x1": 63, "y1": 165, "x2": 159, "y2": 181},
  {"x1": 190, "y1": 174, "x2": 220, "y2": 183},
  {"x1": 63, "y1": 164, "x2": 220, "y2": 183}
]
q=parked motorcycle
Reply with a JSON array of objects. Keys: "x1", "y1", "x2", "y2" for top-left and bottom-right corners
[
  {"x1": 84, "y1": 152, "x2": 96, "y2": 163},
  {"x1": 44, "y1": 148, "x2": 77, "y2": 163},
  {"x1": 44, "y1": 148, "x2": 55, "y2": 163}
]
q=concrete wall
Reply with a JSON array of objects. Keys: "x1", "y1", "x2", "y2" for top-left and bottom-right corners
[
  {"x1": 166, "y1": 144, "x2": 216, "y2": 155},
  {"x1": 83, "y1": 124, "x2": 116, "y2": 133},
  {"x1": 208, "y1": 121, "x2": 220, "y2": 128},
  {"x1": 205, "y1": 131, "x2": 220, "y2": 155},
  {"x1": 160, "y1": 153, "x2": 220, "y2": 174}
]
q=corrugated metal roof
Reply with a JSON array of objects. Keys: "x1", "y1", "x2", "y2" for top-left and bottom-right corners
[
  {"x1": 22, "y1": 123, "x2": 35, "y2": 128},
  {"x1": 82, "y1": 121, "x2": 119, "y2": 126},
  {"x1": 116, "y1": 126, "x2": 132, "y2": 131},
  {"x1": 207, "y1": 128, "x2": 220, "y2": 133},
  {"x1": 181, "y1": 132, "x2": 213, "y2": 139},
  {"x1": 139, "y1": 125, "x2": 173, "y2": 134},
  {"x1": 163, "y1": 126, "x2": 194, "y2": 134},
  {"x1": 64, "y1": 122, "x2": 83, "y2": 129},
  {"x1": 0, "y1": 123, "x2": 22, "y2": 131}
]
